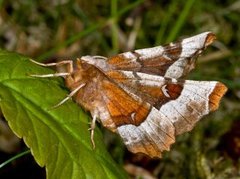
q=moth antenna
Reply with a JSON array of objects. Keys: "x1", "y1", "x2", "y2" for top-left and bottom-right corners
[
  {"x1": 29, "y1": 59, "x2": 74, "y2": 74},
  {"x1": 30, "y1": 73, "x2": 70, "y2": 78},
  {"x1": 49, "y1": 83, "x2": 86, "y2": 110},
  {"x1": 93, "y1": 56, "x2": 108, "y2": 60},
  {"x1": 30, "y1": 59, "x2": 51, "y2": 66}
]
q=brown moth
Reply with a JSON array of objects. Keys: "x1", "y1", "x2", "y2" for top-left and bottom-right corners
[{"x1": 30, "y1": 32, "x2": 227, "y2": 158}]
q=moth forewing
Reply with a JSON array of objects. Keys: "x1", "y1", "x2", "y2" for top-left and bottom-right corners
[{"x1": 105, "y1": 32, "x2": 216, "y2": 79}]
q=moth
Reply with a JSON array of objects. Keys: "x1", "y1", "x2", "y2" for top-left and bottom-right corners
[{"x1": 30, "y1": 32, "x2": 227, "y2": 158}]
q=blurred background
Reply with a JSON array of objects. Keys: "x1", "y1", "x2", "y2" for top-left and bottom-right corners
[{"x1": 0, "y1": 0, "x2": 239, "y2": 178}]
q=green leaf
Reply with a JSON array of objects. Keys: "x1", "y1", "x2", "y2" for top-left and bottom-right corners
[{"x1": 0, "y1": 50, "x2": 127, "y2": 179}]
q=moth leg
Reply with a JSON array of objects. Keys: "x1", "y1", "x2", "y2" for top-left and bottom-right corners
[
  {"x1": 50, "y1": 83, "x2": 86, "y2": 109},
  {"x1": 89, "y1": 112, "x2": 98, "y2": 149},
  {"x1": 29, "y1": 59, "x2": 73, "y2": 77}
]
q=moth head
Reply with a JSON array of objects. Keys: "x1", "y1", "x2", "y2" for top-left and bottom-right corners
[
  {"x1": 63, "y1": 58, "x2": 86, "y2": 89},
  {"x1": 76, "y1": 58, "x2": 84, "y2": 71},
  {"x1": 72, "y1": 57, "x2": 104, "y2": 83}
]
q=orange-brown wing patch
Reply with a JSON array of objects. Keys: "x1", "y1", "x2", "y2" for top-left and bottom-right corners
[
  {"x1": 139, "y1": 56, "x2": 174, "y2": 75},
  {"x1": 165, "y1": 83, "x2": 184, "y2": 99},
  {"x1": 106, "y1": 71, "x2": 183, "y2": 110},
  {"x1": 108, "y1": 54, "x2": 141, "y2": 70},
  {"x1": 102, "y1": 80, "x2": 151, "y2": 127},
  {"x1": 209, "y1": 82, "x2": 228, "y2": 111}
]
